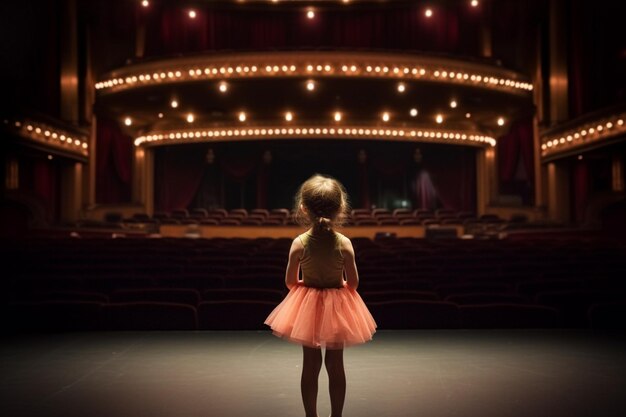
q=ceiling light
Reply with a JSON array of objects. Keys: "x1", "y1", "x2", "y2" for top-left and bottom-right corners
[
  {"x1": 141, "y1": 0, "x2": 149, "y2": 7},
  {"x1": 218, "y1": 81, "x2": 228, "y2": 93},
  {"x1": 497, "y1": 117, "x2": 505, "y2": 126},
  {"x1": 382, "y1": 112, "x2": 390, "y2": 122},
  {"x1": 306, "y1": 9, "x2": 315, "y2": 19},
  {"x1": 285, "y1": 112, "x2": 293, "y2": 122},
  {"x1": 334, "y1": 112, "x2": 342, "y2": 122},
  {"x1": 450, "y1": 100, "x2": 457, "y2": 108},
  {"x1": 188, "y1": 10, "x2": 196, "y2": 19},
  {"x1": 425, "y1": 9, "x2": 433, "y2": 18},
  {"x1": 471, "y1": 1, "x2": 479, "y2": 7},
  {"x1": 239, "y1": 112, "x2": 247, "y2": 122},
  {"x1": 306, "y1": 80, "x2": 315, "y2": 91},
  {"x1": 436, "y1": 114, "x2": 443, "y2": 124},
  {"x1": 170, "y1": 99, "x2": 178, "y2": 108},
  {"x1": 397, "y1": 83, "x2": 406, "y2": 93},
  {"x1": 124, "y1": 117, "x2": 132, "y2": 126},
  {"x1": 186, "y1": 113, "x2": 194, "y2": 123},
  {"x1": 410, "y1": 108, "x2": 418, "y2": 117}
]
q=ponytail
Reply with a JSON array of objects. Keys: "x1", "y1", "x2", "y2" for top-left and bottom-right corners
[{"x1": 314, "y1": 216, "x2": 333, "y2": 233}]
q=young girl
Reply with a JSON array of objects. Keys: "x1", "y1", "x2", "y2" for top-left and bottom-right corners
[{"x1": 265, "y1": 174, "x2": 377, "y2": 417}]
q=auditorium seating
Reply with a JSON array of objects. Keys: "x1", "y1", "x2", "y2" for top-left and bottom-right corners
[
  {"x1": 3, "y1": 233, "x2": 625, "y2": 332},
  {"x1": 115, "y1": 207, "x2": 510, "y2": 228}
]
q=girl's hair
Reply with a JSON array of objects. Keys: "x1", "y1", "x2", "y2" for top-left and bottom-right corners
[{"x1": 293, "y1": 174, "x2": 350, "y2": 233}]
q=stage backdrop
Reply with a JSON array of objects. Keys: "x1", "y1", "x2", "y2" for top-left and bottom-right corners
[{"x1": 154, "y1": 140, "x2": 477, "y2": 213}]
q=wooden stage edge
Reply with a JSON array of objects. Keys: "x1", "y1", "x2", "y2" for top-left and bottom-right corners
[{"x1": 159, "y1": 224, "x2": 464, "y2": 239}]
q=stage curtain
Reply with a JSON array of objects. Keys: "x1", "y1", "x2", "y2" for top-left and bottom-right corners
[
  {"x1": 145, "y1": 5, "x2": 467, "y2": 55},
  {"x1": 419, "y1": 148, "x2": 476, "y2": 211},
  {"x1": 33, "y1": 159, "x2": 57, "y2": 221},
  {"x1": 95, "y1": 118, "x2": 132, "y2": 204},
  {"x1": 155, "y1": 146, "x2": 207, "y2": 212},
  {"x1": 573, "y1": 160, "x2": 589, "y2": 223},
  {"x1": 497, "y1": 118, "x2": 535, "y2": 203}
]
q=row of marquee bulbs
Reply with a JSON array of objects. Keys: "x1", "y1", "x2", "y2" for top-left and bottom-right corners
[
  {"x1": 124, "y1": 109, "x2": 506, "y2": 126},
  {"x1": 96, "y1": 68, "x2": 533, "y2": 92},
  {"x1": 140, "y1": 1, "x2": 481, "y2": 19}
]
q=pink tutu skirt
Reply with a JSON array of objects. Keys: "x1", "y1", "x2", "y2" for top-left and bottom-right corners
[{"x1": 264, "y1": 283, "x2": 377, "y2": 349}]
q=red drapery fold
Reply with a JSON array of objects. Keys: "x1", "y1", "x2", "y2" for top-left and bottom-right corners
[
  {"x1": 497, "y1": 118, "x2": 535, "y2": 203},
  {"x1": 146, "y1": 6, "x2": 467, "y2": 55},
  {"x1": 573, "y1": 160, "x2": 589, "y2": 223},
  {"x1": 96, "y1": 118, "x2": 132, "y2": 204},
  {"x1": 419, "y1": 147, "x2": 476, "y2": 211},
  {"x1": 155, "y1": 146, "x2": 207, "y2": 212}
]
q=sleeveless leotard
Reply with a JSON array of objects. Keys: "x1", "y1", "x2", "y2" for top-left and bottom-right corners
[{"x1": 264, "y1": 230, "x2": 377, "y2": 349}]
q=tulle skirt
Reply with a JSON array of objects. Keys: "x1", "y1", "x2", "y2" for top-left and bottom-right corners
[{"x1": 264, "y1": 283, "x2": 377, "y2": 349}]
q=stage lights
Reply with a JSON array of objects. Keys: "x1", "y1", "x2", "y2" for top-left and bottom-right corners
[
  {"x1": 238, "y1": 112, "x2": 247, "y2": 122},
  {"x1": 186, "y1": 113, "x2": 195, "y2": 123},
  {"x1": 7, "y1": 118, "x2": 89, "y2": 154},
  {"x1": 382, "y1": 112, "x2": 390, "y2": 122},
  {"x1": 497, "y1": 117, "x2": 505, "y2": 126},
  {"x1": 436, "y1": 114, "x2": 443, "y2": 124},
  {"x1": 410, "y1": 108, "x2": 418, "y2": 117},
  {"x1": 170, "y1": 99, "x2": 179, "y2": 108},
  {"x1": 188, "y1": 10, "x2": 197, "y2": 19},
  {"x1": 218, "y1": 81, "x2": 228, "y2": 93},
  {"x1": 124, "y1": 117, "x2": 132, "y2": 126},
  {"x1": 133, "y1": 124, "x2": 496, "y2": 148},
  {"x1": 541, "y1": 114, "x2": 626, "y2": 156},
  {"x1": 425, "y1": 9, "x2": 433, "y2": 18},
  {"x1": 285, "y1": 112, "x2": 293, "y2": 122},
  {"x1": 334, "y1": 112, "x2": 342, "y2": 122},
  {"x1": 306, "y1": 80, "x2": 316, "y2": 91}
]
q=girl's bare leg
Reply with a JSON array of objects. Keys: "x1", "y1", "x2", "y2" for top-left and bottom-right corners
[
  {"x1": 325, "y1": 348, "x2": 346, "y2": 417},
  {"x1": 302, "y1": 346, "x2": 322, "y2": 417}
]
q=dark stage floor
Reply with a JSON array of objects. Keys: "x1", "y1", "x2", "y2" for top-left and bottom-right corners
[{"x1": 2, "y1": 329, "x2": 626, "y2": 417}]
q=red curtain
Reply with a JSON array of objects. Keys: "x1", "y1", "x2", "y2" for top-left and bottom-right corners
[
  {"x1": 155, "y1": 146, "x2": 207, "y2": 212},
  {"x1": 96, "y1": 118, "x2": 132, "y2": 204},
  {"x1": 572, "y1": 160, "x2": 589, "y2": 223},
  {"x1": 497, "y1": 117, "x2": 535, "y2": 203},
  {"x1": 33, "y1": 159, "x2": 57, "y2": 221},
  {"x1": 419, "y1": 147, "x2": 476, "y2": 211},
  {"x1": 145, "y1": 5, "x2": 468, "y2": 55}
]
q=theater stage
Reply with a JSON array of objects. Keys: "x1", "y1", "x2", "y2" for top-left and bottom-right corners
[{"x1": 2, "y1": 329, "x2": 625, "y2": 417}]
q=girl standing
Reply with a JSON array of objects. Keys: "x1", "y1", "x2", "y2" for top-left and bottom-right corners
[{"x1": 265, "y1": 174, "x2": 377, "y2": 417}]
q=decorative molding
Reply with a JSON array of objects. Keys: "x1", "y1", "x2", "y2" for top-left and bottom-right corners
[
  {"x1": 133, "y1": 123, "x2": 496, "y2": 148},
  {"x1": 2, "y1": 117, "x2": 89, "y2": 159},
  {"x1": 96, "y1": 51, "x2": 533, "y2": 96},
  {"x1": 540, "y1": 111, "x2": 625, "y2": 160}
]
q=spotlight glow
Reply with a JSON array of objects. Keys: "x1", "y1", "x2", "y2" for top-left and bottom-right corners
[
  {"x1": 410, "y1": 108, "x2": 418, "y2": 117},
  {"x1": 306, "y1": 80, "x2": 315, "y2": 91},
  {"x1": 471, "y1": 0, "x2": 479, "y2": 7},
  {"x1": 497, "y1": 117, "x2": 505, "y2": 126},
  {"x1": 285, "y1": 112, "x2": 293, "y2": 122},
  {"x1": 425, "y1": 9, "x2": 433, "y2": 18},
  {"x1": 141, "y1": 0, "x2": 149, "y2": 7},
  {"x1": 170, "y1": 100, "x2": 179, "y2": 108},
  {"x1": 397, "y1": 83, "x2": 406, "y2": 93},
  {"x1": 188, "y1": 10, "x2": 196, "y2": 19},
  {"x1": 382, "y1": 112, "x2": 390, "y2": 122},
  {"x1": 186, "y1": 113, "x2": 194, "y2": 123},
  {"x1": 334, "y1": 112, "x2": 342, "y2": 122},
  {"x1": 124, "y1": 117, "x2": 132, "y2": 126},
  {"x1": 238, "y1": 112, "x2": 247, "y2": 122},
  {"x1": 306, "y1": 9, "x2": 315, "y2": 19},
  {"x1": 219, "y1": 82, "x2": 228, "y2": 93},
  {"x1": 450, "y1": 100, "x2": 458, "y2": 108},
  {"x1": 436, "y1": 114, "x2": 443, "y2": 124}
]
